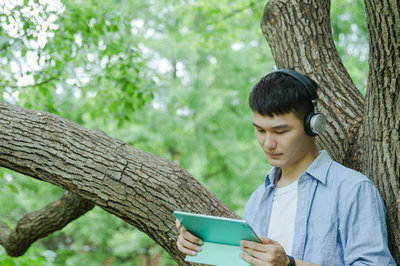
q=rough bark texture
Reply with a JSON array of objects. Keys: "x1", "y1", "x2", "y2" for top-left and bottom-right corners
[
  {"x1": 0, "y1": 102, "x2": 237, "y2": 264},
  {"x1": 261, "y1": 0, "x2": 399, "y2": 262},
  {"x1": 261, "y1": 0, "x2": 365, "y2": 170},
  {"x1": 0, "y1": 192, "x2": 94, "y2": 257},
  {"x1": 363, "y1": 0, "x2": 400, "y2": 262}
]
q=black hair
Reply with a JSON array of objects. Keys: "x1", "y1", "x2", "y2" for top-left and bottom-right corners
[{"x1": 248, "y1": 71, "x2": 316, "y2": 120}]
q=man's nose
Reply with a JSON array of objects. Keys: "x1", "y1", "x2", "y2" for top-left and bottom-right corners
[{"x1": 263, "y1": 132, "x2": 276, "y2": 150}]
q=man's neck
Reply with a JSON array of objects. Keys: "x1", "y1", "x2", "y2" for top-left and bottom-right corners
[{"x1": 277, "y1": 147, "x2": 319, "y2": 188}]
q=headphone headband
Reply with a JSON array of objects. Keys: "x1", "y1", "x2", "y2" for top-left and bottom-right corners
[
  {"x1": 269, "y1": 68, "x2": 326, "y2": 136},
  {"x1": 270, "y1": 69, "x2": 318, "y2": 100}
]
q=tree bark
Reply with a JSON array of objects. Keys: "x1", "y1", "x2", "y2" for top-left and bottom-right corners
[
  {"x1": 261, "y1": 0, "x2": 365, "y2": 169},
  {"x1": 261, "y1": 0, "x2": 399, "y2": 262},
  {"x1": 0, "y1": 192, "x2": 94, "y2": 257},
  {"x1": 0, "y1": 102, "x2": 237, "y2": 264},
  {"x1": 363, "y1": 0, "x2": 400, "y2": 262}
]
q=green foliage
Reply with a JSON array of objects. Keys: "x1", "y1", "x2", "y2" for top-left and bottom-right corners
[
  {"x1": 331, "y1": 0, "x2": 369, "y2": 93},
  {"x1": 0, "y1": 0, "x2": 154, "y2": 126},
  {"x1": 0, "y1": 248, "x2": 47, "y2": 266},
  {"x1": 0, "y1": 0, "x2": 370, "y2": 265}
]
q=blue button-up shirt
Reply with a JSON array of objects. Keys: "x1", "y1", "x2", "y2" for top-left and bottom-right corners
[{"x1": 243, "y1": 151, "x2": 395, "y2": 265}]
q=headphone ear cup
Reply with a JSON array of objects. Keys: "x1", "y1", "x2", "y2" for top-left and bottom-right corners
[
  {"x1": 304, "y1": 112, "x2": 317, "y2": 136},
  {"x1": 310, "y1": 113, "x2": 327, "y2": 135},
  {"x1": 304, "y1": 112, "x2": 327, "y2": 136}
]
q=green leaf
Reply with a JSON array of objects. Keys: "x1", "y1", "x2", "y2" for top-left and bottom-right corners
[{"x1": 7, "y1": 184, "x2": 19, "y2": 194}]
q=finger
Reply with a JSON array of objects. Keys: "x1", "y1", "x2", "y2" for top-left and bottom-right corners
[
  {"x1": 240, "y1": 240, "x2": 269, "y2": 252},
  {"x1": 257, "y1": 237, "x2": 287, "y2": 256},
  {"x1": 259, "y1": 237, "x2": 276, "y2": 245},
  {"x1": 241, "y1": 246, "x2": 271, "y2": 261},
  {"x1": 181, "y1": 228, "x2": 203, "y2": 245},
  {"x1": 177, "y1": 239, "x2": 198, "y2": 256},
  {"x1": 177, "y1": 234, "x2": 202, "y2": 255},
  {"x1": 179, "y1": 226, "x2": 184, "y2": 234},
  {"x1": 175, "y1": 219, "x2": 182, "y2": 229},
  {"x1": 239, "y1": 252, "x2": 272, "y2": 266}
]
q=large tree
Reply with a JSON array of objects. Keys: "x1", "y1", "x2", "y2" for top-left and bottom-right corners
[{"x1": 0, "y1": 0, "x2": 399, "y2": 264}]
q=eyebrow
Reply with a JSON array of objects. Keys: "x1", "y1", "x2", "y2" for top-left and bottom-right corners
[{"x1": 252, "y1": 122, "x2": 290, "y2": 130}]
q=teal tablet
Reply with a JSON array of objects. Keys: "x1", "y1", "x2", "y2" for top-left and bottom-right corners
[{"x1": 173, "y1": 211, "x2": 260, "y2": 266}]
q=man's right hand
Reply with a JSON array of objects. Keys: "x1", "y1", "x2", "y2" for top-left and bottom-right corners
[{"x1": 176, "y1": 219, "x2": 203, "y2": 256}]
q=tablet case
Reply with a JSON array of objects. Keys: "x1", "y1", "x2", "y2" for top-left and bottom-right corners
[{"x1": 173, "y1": 211, "x2": 260, "y2": 266}]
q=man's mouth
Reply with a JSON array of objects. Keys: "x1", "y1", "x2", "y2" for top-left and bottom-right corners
[{"x1": 266, "y1": 152, "x2": 282, "y2": 158}]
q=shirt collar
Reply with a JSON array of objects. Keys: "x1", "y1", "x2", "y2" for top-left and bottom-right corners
[
  {"x1": 264, "y1": 150, "x2": 332, "y2": 188},
  {"x1": 264, "y1": 167, "x2": 281, "y2": 188}
]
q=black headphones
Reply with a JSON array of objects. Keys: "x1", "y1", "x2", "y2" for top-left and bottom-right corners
[{"x1": 270, "y1": 69, "x2": 327, "y2": 136}]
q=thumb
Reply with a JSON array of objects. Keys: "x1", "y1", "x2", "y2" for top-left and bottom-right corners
[
  {"x1": 259, "y1": 236, "x2": 276, "y2": 245},
  {"x1": 175, "y1": 219, "x2": 182, "y2": 229}
]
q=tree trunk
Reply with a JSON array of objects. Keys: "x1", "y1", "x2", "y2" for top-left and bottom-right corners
[
  {"x1": 362, "y1": 0, "x2": 400, "y2": 262},
  {"x1": 261, "y1": 0, "x2": 365, "y2": 169},
  {"x1": 0, "y1": 102, "x2": 237, "y2": 264},
  {"x1": 261, "y1": 0, "x2": 399, "y2": 262}
]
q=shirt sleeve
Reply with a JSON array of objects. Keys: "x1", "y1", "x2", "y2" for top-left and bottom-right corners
[{"x1": 339, "y1": 181, "x2": 396, "y2": 265}]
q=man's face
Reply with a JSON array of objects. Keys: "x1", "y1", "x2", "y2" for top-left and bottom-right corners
[{"x1": 252, "y1": 111, "x2": 315, "y2": 169}]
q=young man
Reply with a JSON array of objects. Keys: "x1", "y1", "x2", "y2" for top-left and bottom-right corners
[{"x1": 176, "y1": 69, "x2": 395, "y2": 265}]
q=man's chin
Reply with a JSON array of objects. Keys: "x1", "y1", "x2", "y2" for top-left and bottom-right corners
[{"x1": 267, "y1": 158, "x2": 285, "y2": 168}]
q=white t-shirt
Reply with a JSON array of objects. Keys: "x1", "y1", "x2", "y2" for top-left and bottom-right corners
[{"x1": 267, "y1": 180, "x2": 298, "y2": 255}]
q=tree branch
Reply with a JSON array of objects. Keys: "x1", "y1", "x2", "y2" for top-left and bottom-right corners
[
  {"x1": 206, "y1": 1, "x2": 258, "y2": 26},
  {"x1": 0, "y1": 191, "x2": 94, "y2": 257},
  {"x1": 220, "y1": 1, "x2": 257, "y2": 22},
  {"x1": 0, "y1": 68, "x2": 63, "y2": 90},
  {"x1": 0, "y1": 101, "x2": 236, "y2": 264}
]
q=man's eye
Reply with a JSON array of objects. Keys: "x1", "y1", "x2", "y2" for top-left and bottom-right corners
[
  {"x1": 256, "y1": 129, "x2": 265, "y2": 133},
  {"x1": 276, "y1": 131, "x2": 287, "y2": 134}
]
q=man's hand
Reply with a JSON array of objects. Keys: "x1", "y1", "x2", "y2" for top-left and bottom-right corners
[
  {"x1": 176, "y1": 219, "x2": 203, "y2": 256},
  {"x1": 239, "y1": 237, "x2": 289, "y2": 266}
]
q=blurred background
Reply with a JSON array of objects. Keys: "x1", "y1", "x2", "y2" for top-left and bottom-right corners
[{"x1": 0, "y1": 0, "x2": 368, "y2": 265}]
